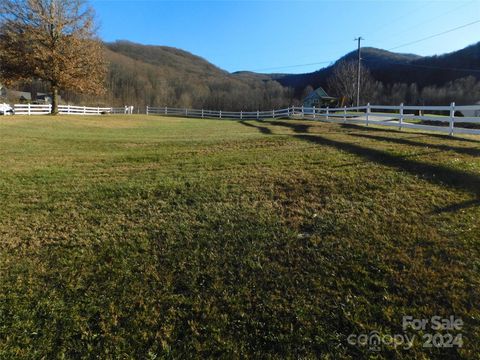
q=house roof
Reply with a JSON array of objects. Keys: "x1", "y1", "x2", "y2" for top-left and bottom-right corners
[
  {"x1": 303, "y1": 87, "x2": 335, "y2": 101},
  {"x1": 6, "y1": 89, "x2": 32, "y2": 100}
]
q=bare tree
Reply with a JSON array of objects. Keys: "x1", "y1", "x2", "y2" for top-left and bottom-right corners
[
  {"x1": 0, "y1": 0, "x2": 107, "y2": 114},
  {"x1": 327, "y1": 60, "x2": 375, "y2": 106},
  {"x1": 301, "y1": 85, "x2": 314, "y2": 100}
]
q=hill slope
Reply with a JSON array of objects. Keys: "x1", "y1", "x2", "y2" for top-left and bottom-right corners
[
  {"x1": 264, "y1": 43, "x2": 480, "y2": 96},
  {"x1": 103, "y1": 41, "x2": 293, "y2": 110},
  {"x1": 107, "y1": 40, "x2": 230, "y2": 79},
  {"x1": 45, "y1": 40, "x2": 480, "y2": 108}
]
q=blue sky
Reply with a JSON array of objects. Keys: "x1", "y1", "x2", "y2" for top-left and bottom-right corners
[{"x1": 91, "y1": 0, "x2": 480, "y2": 74}]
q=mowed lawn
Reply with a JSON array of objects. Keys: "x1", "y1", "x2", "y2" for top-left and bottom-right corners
[{"x1": 0, "y1": 115, "x2": 479, "y2": 359}]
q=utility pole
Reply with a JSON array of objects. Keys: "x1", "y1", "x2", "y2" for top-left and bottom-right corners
[{"x1": 354, "y1": 37, "x2": 364, "y2": 108}]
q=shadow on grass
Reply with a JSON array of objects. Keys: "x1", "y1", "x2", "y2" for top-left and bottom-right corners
[
  {"x1": 349, "y1": 133, "x2": 480, "y2": 157},
  {"x1": 264, "y1": 121, "x2": 312, "y2": 134},
  {"x1": 333, "y1": 150, "x2": 446, "y2": 167},
  {"x1": 239, "y1": 121, "x2": 273, "y2": 135},
  {"x1": 239, "y1": 120, "x2": 480, "y2": 213},
  {"x1": 295, "y1": 133, "x2": 480, "y2": 195},
  {"x1": 340, "y1": 123, "x2": 480, "y2": 144},
  {"x1": 431, "y1": 198, "x2": 480, "y2": 214}
]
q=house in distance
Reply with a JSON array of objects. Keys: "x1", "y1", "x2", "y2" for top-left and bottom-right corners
[
  {"x1": 0, "y1": 83, "x2": 58, "y2": 104},
  {"x1": 302, "y1": 87, "x2": 337, "y2": 108}
]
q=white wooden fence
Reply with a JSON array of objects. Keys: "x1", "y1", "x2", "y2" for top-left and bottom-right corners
[
  {"x1": 9, "y1": 102, "x2": 480, "y2": 136},
  {"x1": 13, "y1": 104, "x2": 134, "y2": 115},
  {"x1": 146, "y1": 106, "x2": 291, "y2": 120},
  {"x1": 13, "y1": 104, "x2": 52, "y2": 115},
  {"x1": 147, "y1": 103, "x2": 480, "y2": 136}
]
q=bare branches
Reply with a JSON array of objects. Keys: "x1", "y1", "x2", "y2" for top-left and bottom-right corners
[{"x1": 327, "y1": 60, "x2": 375, "y2": 106}]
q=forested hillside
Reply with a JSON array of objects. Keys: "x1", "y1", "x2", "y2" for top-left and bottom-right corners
[
  {"x1": 272, "y1": 48, "x2": 421, "y2": 96},
  {"x1": 11, "y1": 40, "x2": 480, "y2": 109},
  {"x1": 102, "y1": 40, "x2": 480, "y2": 108},
  {"x1": 103, "y1": 41, "x2": 294, "y2": 110},
  {"x1": 269, "y1": 43, "x2": 480, "y2": 105}
]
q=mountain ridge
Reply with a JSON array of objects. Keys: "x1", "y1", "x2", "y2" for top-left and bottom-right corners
[
  {"x1": 16, "y1": 40, "x2": 479, "y2": 108},
  {"x1": 105, "y1": 40, "x2": 480, "y2": 103},
  {"x1": 259, "y1": 43, "x2": 480, "y2": 95}
]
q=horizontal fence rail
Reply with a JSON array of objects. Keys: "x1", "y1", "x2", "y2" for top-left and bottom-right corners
[
  {"x1": 13, "y1": 104, "x2": 52, "y2": 115},
  {"x1": 146, "y1": 106, "x2": 293, "y2": 120},
  {"x1": 147, "y1": 103, "x2": 480, "y2": 136},
  {"x1": 7, "y1": 102, "x2": 480, "y2": 136},
  {"x1": 13, "y1": 104, "x2": 134, "y2": 115}
]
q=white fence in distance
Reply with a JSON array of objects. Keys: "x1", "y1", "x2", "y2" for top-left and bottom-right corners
[
  {"x1": 147, "y1": 103, "x2": 480, "y2": 136},
  {"x1": 13, "y1": 104, "x2": 134, "y2": 115},
  {"x1": 146, "y1": 106, "x2": 291, "y2": 120},
  {"x1": 9, "y1": 103, "x2": 480, "y2": 136}
]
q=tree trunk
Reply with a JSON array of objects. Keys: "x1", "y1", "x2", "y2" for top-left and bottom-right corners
[{"x1": 51, "y1": 85, "x2": 59, "y2": 115}]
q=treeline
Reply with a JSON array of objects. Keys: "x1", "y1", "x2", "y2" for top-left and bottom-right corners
[
  {"x1": 15, "y1": 41, "x2": 295, "y2": 111},
  {"x1": 101, "y1": 42, "x2": 294, "y2": 111},
  {"x1": 316, "y1": 59, "x2": 480, "y2": 107},
  {"x1": 105, "y1": 50, "x2": 294, "y2": 110},
  {"x1": 96, "y1": 41, "x2": 480, "y2": 109},
  {"x1": 359, "y1": 76, "x2": 480, "y2": 106},
  {"x1": 9, "y1": 41, "x2": 480, "y2": 110}
]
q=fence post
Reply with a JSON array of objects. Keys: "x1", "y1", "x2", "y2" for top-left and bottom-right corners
[
  {"x1": 146, "y1": 106, "x2": 149, "y2": 115},
  {"x1": 449, "y1": 102, "x2": 455, "y2": 136},
  {"x1": 28, "y1": 103, "x2": 31, "y2": 116},
  {"x1": 83, "y1": 106, "x2": 86, "y2": 115},
  {"x1": 185, "y1": 108, "x2": 188, "y2": 117},
  {"x1": 97, "y1": 106, "x2": 100, "y2": 115},
  {"x1": 257, "y1": 110, "x2": 259, "y2": 120},
  {"x1": 164, "y1": 106, "x2": 167, "y2": 115},
  {"x1": 366, "y1": 103, "x2": 370, "y2": 126},
  {"x1": 343, "y1": 106, "x2": 347, "y2": 123},
  {"x1": 301, "y1": 106, "x2": 304, "y2": 119},
  {"x1": 273, "y1": 109, "x2": 275, "y2": 119},
  {"x1": 240, "y1": 111, "x2": 243, "y2": 120},
  {"x1": 219, "y1": 110, "x2": 222, "y2": 119},
  {"x1": 326, "y1": 106, "x2": 330, "y2": 121},
  {"x1": 399, "y1": 103, "x2": 404, "y2": 130},
  {"x1": 67, "y1": 104, "x2": 71, "y2": 114},
  {"x1": 201, "y1": 109, "x2": 204, "y2": 119},
  {"x1": 49, "y1": 104, "x2": 52, "y2": 114}
]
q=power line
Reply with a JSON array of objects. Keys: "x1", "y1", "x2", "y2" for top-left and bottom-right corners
[
  {"x1": 247, "y1": 45, "x2": 480, "y2": 76},
  {"x1": 248, "y1": 61, "x2": 333, "y2": 72},
  {"x1": 244, "y1": 17, "x2": 480, "y2": 74},
  {"x1": 372, "y1": 1, "x2": 475, "y2": 46},
  {"x1": 363, "y1": 58, "x2": 480, "y2": 73},
  {"x1": 388, "y1": 19, "x2": 480, "y2": 51},
  {"x1": 368, "y1": 2, "x2": 431, "y2": 39}
]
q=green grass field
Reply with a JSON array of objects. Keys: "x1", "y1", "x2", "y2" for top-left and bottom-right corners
[{"x1": 0, "y1": 115, "x2": 479, "y2": 359}]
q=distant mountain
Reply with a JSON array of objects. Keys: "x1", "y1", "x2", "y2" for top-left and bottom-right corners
[
  {"x1": 250, "y1": 43, "x2": 480, "y2": 97},
  {"x1": 103, "y1": 41, "x2": 293, "y2": 110},
  {"x1": 395, "y1": 42, "x2": 480, "y2": 86},
  {"x1": 107, "y1": 41, "x2": 229, "y2": 79},
  {"x1": 49, "y1": 40, "x2": 480, "y2": 108},
  {"x1": 232, "y1": 71, "x2": 288, "y2": 81}
]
